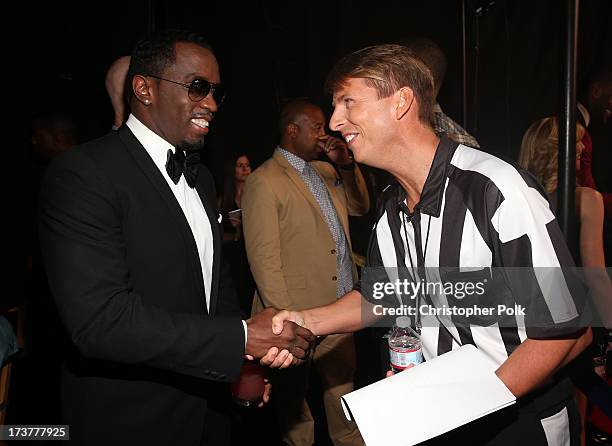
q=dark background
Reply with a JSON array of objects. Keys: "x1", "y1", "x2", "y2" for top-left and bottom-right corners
[
  {"x1": 4, "y1": 0, "x2": 611, "y2": 361},
  {"x1": 2, "y1": 0, "x2": 611, "y2": 439},
  {"x1": 6, "y1": 0, "x2": 612, "y2": 179}
]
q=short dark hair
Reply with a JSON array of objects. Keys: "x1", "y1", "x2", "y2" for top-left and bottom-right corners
[
  {"x1": 325, "y1": 44, "x2": 435, "y2": 126},
  {"x1": 127, "y1": 29, "x2": 213, "y2": 98},
  {"x1": 278, "y1": 99, "x2": 319, "y2": 135},
  {"x1": 399, "y1": 37, "x2": 447, "y2": 95}
]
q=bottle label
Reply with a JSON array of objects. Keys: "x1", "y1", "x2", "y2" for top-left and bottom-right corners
[{"x1": 389, "y1": 346, "x2": 423, "y2": 370}]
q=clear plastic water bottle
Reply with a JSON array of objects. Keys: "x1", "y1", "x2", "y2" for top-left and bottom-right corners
[{"x1": 388, "y1": 316, "x2": 423, "y2": 373}]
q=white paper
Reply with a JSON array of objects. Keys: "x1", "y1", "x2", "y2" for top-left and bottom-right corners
[{"x1": 341, "y1": 344, "x2": 516, "y2": 446}]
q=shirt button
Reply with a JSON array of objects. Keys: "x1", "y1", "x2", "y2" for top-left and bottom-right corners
[
  {"x1": 331, "y1": 249, "x2": 336, "y2": 254},
  {"x1": 332, "y1": 276, "x2": 337, "y2": 281}
]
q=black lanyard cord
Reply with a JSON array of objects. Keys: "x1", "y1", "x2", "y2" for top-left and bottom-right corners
[{"x1": 401, "y1": 206, "x2": 432, "y2": 331}]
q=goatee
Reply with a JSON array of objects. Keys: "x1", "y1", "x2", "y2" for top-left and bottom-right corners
[{"x1": 178, "y1": 138, "x2": 206, "y2": 153}]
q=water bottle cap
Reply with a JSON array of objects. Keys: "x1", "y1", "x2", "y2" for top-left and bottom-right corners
[{"x1": 396, "y1": 316, "x2": 411, "y2": 328}]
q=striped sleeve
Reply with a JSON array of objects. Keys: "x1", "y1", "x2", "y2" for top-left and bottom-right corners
[{"x1": 490, "y1": 170, "x2": 589, "y2": 338}]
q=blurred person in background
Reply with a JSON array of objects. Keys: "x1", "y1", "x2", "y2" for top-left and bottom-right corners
[{"x1": 219, "y1": 153, "x2": 255, "y2": 317}]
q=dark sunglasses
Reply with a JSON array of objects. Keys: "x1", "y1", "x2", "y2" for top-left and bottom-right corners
[{"x1": 145, "y1": 75, "x2": 226, "y2": 105}]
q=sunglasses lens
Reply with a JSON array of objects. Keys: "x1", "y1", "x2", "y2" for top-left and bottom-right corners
[
  {"x1": 188, "y1": 79, "x2": 211, "y2": 101},
  {"x1": 188, "y1": 79, "x2": 225, "y2": 105}
]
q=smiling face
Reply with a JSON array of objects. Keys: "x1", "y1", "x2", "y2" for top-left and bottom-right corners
[
  {"x1": 329, "y1": 77, "x2": 397, "y2": 166},
  {"x1": 288, "y1": 105, "x2": 327, "y2": 162},
  {"x1": 145, "y1": 42, "x2": 220, "y2": 150}
]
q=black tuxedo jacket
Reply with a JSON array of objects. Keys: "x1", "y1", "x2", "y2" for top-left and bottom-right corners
[{"x1": 38, "y1": 126, "x2": 245, "y2": 445}]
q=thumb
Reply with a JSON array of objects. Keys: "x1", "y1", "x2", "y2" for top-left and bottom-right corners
[
  {"x1": 386, "y1": 370, "x2": 395, "y2": 378},
  {"x1": 272, "y1": 310, "x2": 294, "y2": 335}
]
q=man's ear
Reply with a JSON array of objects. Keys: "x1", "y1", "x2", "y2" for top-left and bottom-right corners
[
  {"x1": 133, "y1": 75, "x2": 153, "y2": 106},
  {"x1": 395, "y1": 87, "x2": 414, "y2": 120},
  {"x1": 287, "y1": 123, "x2": 299, "y2": 138}
]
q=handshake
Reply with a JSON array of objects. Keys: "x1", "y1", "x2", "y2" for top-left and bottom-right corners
[{"x1": 244, "y1": 307, "x2": 312, "y2": 368}]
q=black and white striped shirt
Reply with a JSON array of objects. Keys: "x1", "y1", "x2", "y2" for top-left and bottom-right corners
[{"x1": 361, "y1": 136, "x2": 588, "y2": 369}]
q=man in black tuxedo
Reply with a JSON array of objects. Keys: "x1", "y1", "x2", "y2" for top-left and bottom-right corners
[{"x1": 38, "y1": 30, "x2": 313, "y2": 445}]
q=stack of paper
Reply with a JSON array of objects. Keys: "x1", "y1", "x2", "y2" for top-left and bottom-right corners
[{"x1": 341, "y1": 344, "x2": 516, "y2": 446}]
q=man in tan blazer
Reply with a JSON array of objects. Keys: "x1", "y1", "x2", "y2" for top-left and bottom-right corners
[{"x1": 242, "y1": 99, "x2": 369, "y2": 446}]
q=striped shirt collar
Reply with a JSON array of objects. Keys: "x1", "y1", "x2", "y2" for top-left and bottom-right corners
[{"x1": 385, "y1": 135, "x2": 459, "y2": 218}]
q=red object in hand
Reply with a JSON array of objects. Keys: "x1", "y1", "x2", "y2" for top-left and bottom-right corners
[{"x1": 231, "y1": 360, "x2": 266, "y2": 407}]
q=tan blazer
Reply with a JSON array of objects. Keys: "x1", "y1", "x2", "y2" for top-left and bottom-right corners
[{"x1": 242, "y1": 151, "x2": 370, "y2": 313}]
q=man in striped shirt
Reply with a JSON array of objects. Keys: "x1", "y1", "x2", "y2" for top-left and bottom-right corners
[{"x1": 264, "y1": 44, "x2": 592, "y2": 444}]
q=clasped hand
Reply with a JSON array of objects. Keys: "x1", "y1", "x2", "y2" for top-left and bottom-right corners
[
  {"x1": 245, "y1": 308, "x2": 313, "y2": 369},
  {"x1": 246, "y1": 309, "x2": 309, "y2": 369}
]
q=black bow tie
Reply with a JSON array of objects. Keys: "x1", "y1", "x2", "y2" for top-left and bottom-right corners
[{"x1": 165, "y1": 148, "x2": 200, "y2": 188}]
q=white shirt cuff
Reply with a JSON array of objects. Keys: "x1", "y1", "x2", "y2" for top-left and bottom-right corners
[{"x1": 242, "y1": 320, "x2": 248, "y2": 349}]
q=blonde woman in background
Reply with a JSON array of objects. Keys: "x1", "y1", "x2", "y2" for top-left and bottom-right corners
[
  {"x1": 519, "y1": 117, "x2": 607, "y2": 277},
  {"x1": 519, "y1": 116, "x2": 610, "y2": 326},
  {"x1": 520, "y1": 116, "x2": 612, "y2": 446}
]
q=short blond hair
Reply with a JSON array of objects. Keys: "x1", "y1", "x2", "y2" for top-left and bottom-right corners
[{"x1": 325, "y1": 44, "x2": 436, "y2": 126}]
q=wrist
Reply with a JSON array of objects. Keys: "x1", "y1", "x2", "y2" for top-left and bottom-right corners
[{"x1": 302, "y1": 311, "x2": 316, "y2": 335}]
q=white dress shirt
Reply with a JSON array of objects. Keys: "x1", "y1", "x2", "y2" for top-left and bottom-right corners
[
  {"x1": 126, "y1": 116, "x2": 248, "y2": 345},
  {"x1": 127, "y1": 114, "x2": 214, "y2": 308}
]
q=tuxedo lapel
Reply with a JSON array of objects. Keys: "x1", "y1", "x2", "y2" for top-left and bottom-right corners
[
  {"x1": 118, "y1": 128, "x2": 208, "y2": 314},
  {"x1": 194, "y1": 176, "x2": 221, "y2": 315}
]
